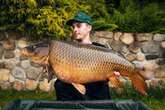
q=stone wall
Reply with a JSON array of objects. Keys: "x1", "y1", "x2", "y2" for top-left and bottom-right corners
[
  {"x1": 0, "y1": 31, "x2": 164, "y2": 91},
  {"x1": 93, "y1": 31, "x2": 165, "y2": 87},
  {"x1": 0, "y1": 31, "x2": 55, "y2": 92}
]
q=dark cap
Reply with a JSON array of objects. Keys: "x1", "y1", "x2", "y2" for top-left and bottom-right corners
[{"x1": 66, "y1": 11, "x2": 92, "y2": 26}]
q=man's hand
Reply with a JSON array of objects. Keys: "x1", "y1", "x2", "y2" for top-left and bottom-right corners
[{"x1": 114, "y1": 71, "x2": 120, "y2": 77}]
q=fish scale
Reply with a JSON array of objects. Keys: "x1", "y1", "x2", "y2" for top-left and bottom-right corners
[{"x1": 49, "y1": 41, "x2": 134, "y2": 83}]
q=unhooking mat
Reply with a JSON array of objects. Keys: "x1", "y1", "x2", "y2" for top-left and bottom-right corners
[{"x1": 2, "y1": 99, "x2": 151, "y2": 110}]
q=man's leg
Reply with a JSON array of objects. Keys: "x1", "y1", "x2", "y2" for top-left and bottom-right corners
[{"x1": 85, "y1": 81, "x2": 111, "y2": 100}]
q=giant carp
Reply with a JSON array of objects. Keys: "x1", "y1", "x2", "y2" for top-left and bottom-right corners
[{"x1": 20, "y1": 40, "x2": 147, "y2": 95}]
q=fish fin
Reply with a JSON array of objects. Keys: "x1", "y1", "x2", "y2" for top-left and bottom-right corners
[
  {"x1": 42, "y1": 65, "x2": 54, "y2": 83},
  {"x1": 72, "y1": 83, "x2": 86, "y2": 95},
  {"x1": 108, "y1": 75, "x2": 123, "y2": 88},
  {"x1": 130, "y1": 70, "x2": 148, "y2": 95}
]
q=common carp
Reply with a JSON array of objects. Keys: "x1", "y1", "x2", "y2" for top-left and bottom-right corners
[{"x1": 20, "y1": 40, "x2": 148, "y2": 95}]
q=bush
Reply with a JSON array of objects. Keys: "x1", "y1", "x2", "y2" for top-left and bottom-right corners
[
  {"x1": 107, "y1": 0, "x2": 165, "y2": 33},
  {"x1": 0, "y1": 0, "x2": 113, "y2": 40},
  {"x1": 0, "y1": 0, "x2": 164, "y2": 40},
  {"x1": 92, "y1": 18, "x2": 118, "y2": 31}
]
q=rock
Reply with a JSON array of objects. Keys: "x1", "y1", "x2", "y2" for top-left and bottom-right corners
[
  {"x1": 25, "y1": 79, "x2": 38, "y2": 90},
  {"x1": 0, "y1": 69, "x2": 10, "y2": 81},
  {"x1": 113, "y1": 32, "x2": 122, "y2": 41},
  {"x1": 140, "y1": 41, "x2": 160, "y2": 54},
  {"x1": 25, "y1": 66, "x2": 42, "y2": 80},
  {"x1": 132, "y1": 61, "x2": 144, "y2": 70},
  {"x1": 136, "y1": 51, "x2": 145, "y2": 61},
  {"x1": 120, "y1": 46, "x2": 130, "y2": 55},
  {"x1": 155, "y1": 66, "x2": 165, "y2": 78},
  {"x1": 128, "y1": 43, "x2": 140, "y2": 53},
  {"x1": 94, "y1": 31, "x2": 113, "y2": 39},
  {"x1": 142, "y1": 60, "x2": 159, "y2": 71},
  {"x1": 133, "y1": 60, "x2": 159, "y2": 79},
  {"x1": 120, "y1": 33, "x2": 134, "y2": 45},
  {"x1": 3, "y1": 38, "x2": 15, "y2": 50},
  {"x1": 0, "y1": 81, "x2": 12, "y2": 90},
  {"x1": 110, "y1": 41, "x2": 125, "y2": 52},
  {"x1": 135, "y1": 33, "x2": 153, "y2": 41},
  {"x1": 9, "y1": 75, "x2": 15, "y2": 83},
  {"x1": 4, "y1": 50, "x2": 15, "y2": 59},
  {"x1": 21, "y1": 60, "x2": 31, "y2": 69},
  {"x1": 13, "y1": 80, "x2": 25, "y2": 91},
  {"x1": 0, "y1": 43, "x2": 4, "y2": 59},
  {"x1": 145, "y1": 54, "x2": 159, "y2": 60},
  {"x1": 139, "y1": 70, "x2": 155, "y2": 80},
  {"x1": 156, "y1": 58, "x2": 165, "y2": 65},
  {"x1": 153, "y1": 34, "x2": 165, "y2": 41},
  {"x1": 20, "y1": 55, "x2": 28, "y2": 60},
  {"x1": 12, "y1": 67, "x2": 26, "y2": 81},
  {"x1": 0, "y1": 62, "x2": 6, "y2": 68},
  {"x1": 30, "y1": 60, "x2": 42, "y2": 67},
  {"x1": 160, "y1": 41, "x2": 165, "y2": 48},
  {"x1": 14, "y1": 49, "x2": 21, "y2": 58},
  {"x1": 17, "y1": 38, "x2": 29, "y2": 48},
  {"x1": 39, "y1": 78, "x2": 51, "y2": 92},
  {"x1": 125, "y1": 54, "x2": 137, "y2": 61},
  {"x1": 3, "y1": 58, "x2": 20, "y2": 69},
  {"x1": 92, "y1": 37, "x2": 110, "y2": 46}
]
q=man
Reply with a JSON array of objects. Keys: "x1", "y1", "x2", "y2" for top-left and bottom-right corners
[{"x1": 54, "y1": 11, "x2": 111, "y2": 100}]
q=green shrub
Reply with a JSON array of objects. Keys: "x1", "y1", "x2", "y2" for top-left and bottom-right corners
[
  {"x1": 139, "y1": 3, "x2": 164, "y2": 33},
  {"x1": 0, "y1": 0, "x2": 112, "y2": 40},
  {"x1": 0, "y1": 0, "x2": 164, "y2": 40},
  {"x1": 108, "y1": 0, "x2": 164, "y2": 33},
  {"x1": 92, "y1": 19, "x2": 118, "y2": 31}
]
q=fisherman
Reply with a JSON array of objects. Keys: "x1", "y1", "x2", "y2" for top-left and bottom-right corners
[{"x1": 54, "y1": 11, "x2": 112, "y2": 100}]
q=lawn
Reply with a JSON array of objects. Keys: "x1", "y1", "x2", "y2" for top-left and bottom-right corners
[{"x1": 0, "y1": 85, "x2": 165, "y2": 110}]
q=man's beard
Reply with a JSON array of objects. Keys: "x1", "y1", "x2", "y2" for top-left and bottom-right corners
[
  {"x1": 72, "y1": 38, "x2": 82, "y2": 43},
  {"x1": 72, "y1": 33, "x2": 83, "y2": 42}
]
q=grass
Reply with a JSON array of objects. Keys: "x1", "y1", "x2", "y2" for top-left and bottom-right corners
[
  {"x1": 0, "y1": 84, "x2": 165, "y2": 110},
  {"x1": 110, "y1": 83, "x2": 165, "y2": 110}
]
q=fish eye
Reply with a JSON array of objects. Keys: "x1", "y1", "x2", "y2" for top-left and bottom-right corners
[
  {"x1": 28, "y1": 45, "x2": 36, "y2": 51},
  {"x1": 33, "y1": 45, "x2": 37, "y2": 49}
]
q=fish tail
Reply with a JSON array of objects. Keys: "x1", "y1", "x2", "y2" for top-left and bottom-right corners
[{"x1": 130, "y1": 70, "x2": 148, "y2": 95}]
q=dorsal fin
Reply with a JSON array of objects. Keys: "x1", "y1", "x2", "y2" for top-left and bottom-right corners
[{"x1": 55, "y1": 40, "x2": 124, "y2": 57}]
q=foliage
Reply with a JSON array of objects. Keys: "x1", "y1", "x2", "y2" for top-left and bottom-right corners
[
  {"x1": 0, "y1": 0, "x2": 114, "y2": 39},
  {"x1": 109, "y1": 0, "x2": 164, "y2": 33},
  {"x1": 93, "y1": 18, "x2": 118, "y2": 31},
  {"x1": 0, "y1": 0, "x2": 164, "y2": 40}
]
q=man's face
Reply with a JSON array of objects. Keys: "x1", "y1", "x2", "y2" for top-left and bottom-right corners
[{"x1": 72, "y1": 22, "x2": 92, "y2": 40}]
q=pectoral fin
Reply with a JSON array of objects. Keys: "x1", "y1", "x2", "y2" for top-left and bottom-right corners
[
  {"x1": 72, "y1": 83, "x2": 86, "y2": 95},
  {"x1": 108, "y1": 75, "x2": 123, "y2": 88}
]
